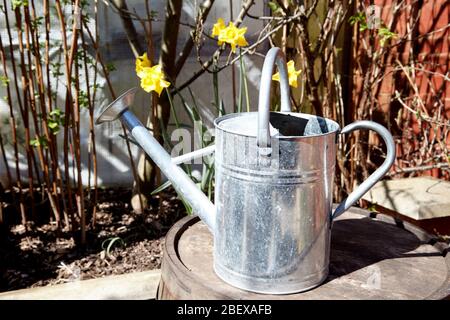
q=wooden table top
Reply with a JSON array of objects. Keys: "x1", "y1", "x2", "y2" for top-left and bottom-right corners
[{"x1": 158, "y1": 206, "x2": 450, "y2": 300}]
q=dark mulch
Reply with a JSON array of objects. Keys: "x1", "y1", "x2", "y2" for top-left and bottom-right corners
[{"x1": 0, "y1": 187, "x2": 186, "y2": 293}]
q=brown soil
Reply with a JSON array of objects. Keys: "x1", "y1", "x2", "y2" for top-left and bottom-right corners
[{"x1": 0, "y1": 188, "x2": 186, "y2": 293}]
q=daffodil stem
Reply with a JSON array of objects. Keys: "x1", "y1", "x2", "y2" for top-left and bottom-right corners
[
  {"x1": 241, "y1": 54, "x2": 250, "y2": 112},
  {"x1": 238, "y1": 53, "x2": 243, "y2": 113},
  {"x1": 166, "y1": 88, "x2": 180, "y2": 128},
  {"x1": 212, "y1": 61, "x2": 221, "y2": 115}
]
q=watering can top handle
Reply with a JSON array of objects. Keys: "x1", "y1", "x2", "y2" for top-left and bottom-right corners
[
  {"x1": 257, "y1": 47, "x2": 292, "y2": 150},
  {"x1": 332, "y1": 120, "x2": 396, "y2": 220}
]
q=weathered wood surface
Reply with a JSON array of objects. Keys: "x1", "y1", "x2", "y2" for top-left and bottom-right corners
[
  {"x1": 0, "y1": 270, "x2": 161, "y2": 300},
  {"x1": 157, "y1": 207, "x2": 450, "y2": 300}
]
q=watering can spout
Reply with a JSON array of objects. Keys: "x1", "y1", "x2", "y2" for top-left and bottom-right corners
[{"x1": 96, "y1": 87, "x2": 216, "y2": 231}]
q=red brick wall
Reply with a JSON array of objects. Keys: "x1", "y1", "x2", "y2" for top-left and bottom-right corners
[{"x1": 352, "y1": 0, "x2": 450, "y2": 178}]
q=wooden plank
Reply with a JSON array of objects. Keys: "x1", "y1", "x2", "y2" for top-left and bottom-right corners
[
  {"x1": 0, "y1": 269, "x2": 161, "y2": 300},
  {"x1": 158, "y1": 207, "x2": 450, "y2": 300}
]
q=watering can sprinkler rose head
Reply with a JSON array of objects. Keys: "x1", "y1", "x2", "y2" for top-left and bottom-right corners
[
  {"x1": 95, "y1": 87, "x2": 216, "y2": 231},
  {"x1": 95, "y1": 87, "x2": 138, "y2": 125},
  {"x1": 96, "y1": 47, "x2": 395, "y2": 294}
]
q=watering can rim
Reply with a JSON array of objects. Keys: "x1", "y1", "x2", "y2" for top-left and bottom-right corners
[{"x1": 214, "y1": 111, "x2": 341, "y2": 140}]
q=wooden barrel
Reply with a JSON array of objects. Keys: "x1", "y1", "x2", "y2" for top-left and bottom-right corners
[{"x1": 157, "y1": 206, "x2": 450, "y2": 300}]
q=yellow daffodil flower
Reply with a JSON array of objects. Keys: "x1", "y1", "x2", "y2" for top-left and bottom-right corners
[
  {"x1": 211, "y1": 18, "x2": 226, "y2": 38},
  {"x1": 135, "y1": 52, "x2": 151, "y2": 76},
  {"x1": 135, "y1": 53, "x2": 170, "y2": 95},
  {"x1": 272, "y1": 60, "x2": 301, "y2": 88},
  {"x1": 137, "y1": 64, "x2": 170, "y2": 96},
  {"x1": 211, "y1": 18, "x2": 248, "y2": 53}
]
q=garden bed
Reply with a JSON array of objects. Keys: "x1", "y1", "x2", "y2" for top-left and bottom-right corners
[{"x1": 0, "y1": 188, "x2": 185, "y2": 293}]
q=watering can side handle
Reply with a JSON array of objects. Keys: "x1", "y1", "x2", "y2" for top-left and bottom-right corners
[
  {"x1": 171, "y1": 145, "x2": 215, "y2": 165},
  {"x1": 332, "y1": 120, "x2": 396, "y2": 220},
  {"x1": 257, "y1": 47, "x2": 291, "y2": 151}
]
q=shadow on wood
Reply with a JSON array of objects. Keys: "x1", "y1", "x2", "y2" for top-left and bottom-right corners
[{"x1": 157, "y1": 207, "x2": 450, "y2": 300}]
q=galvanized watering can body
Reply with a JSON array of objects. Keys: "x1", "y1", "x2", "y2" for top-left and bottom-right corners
[
  {"x1": 214, "y1": 113, "x2": 338, "y2": 293},
  {"x1": 96, "y1": 47, "x2": 395, "y2": 294}
]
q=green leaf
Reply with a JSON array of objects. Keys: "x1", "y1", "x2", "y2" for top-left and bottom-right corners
[
  {"x1": 12, "y1": 0, "x2": 28, "y2": 10},
  {"x1": 179, "y1": 196, "x2": 193, "y2": 215},
  {"x1": 30, "y1": 138, "x2": 39, "y2": 147},
  {"x1": 51, "y1": 62, "x2": 64, "y2": 77},
  {"x1": 219, "y1": 99, "x2": 225, "y2": 116},
  {"x1": 166, "y1": 87, "x2": 180, "y2": 128},
  {"x1": 101, "y1": 237, "x2": 125, "y2": 257},
  {"x1": 78, "y1": 90, "x2": 89, "y2": 108},
  {"x1": 106, "y1": 62, "x2": 116, "y2": 72},
  {"x1": 49, "y1": 108, "x2": 61, "y2": 116},
  {"x1": 0, "y1": 75, "x2": 9, "y2": 86},
  {"x1": 48, "y1": 122, "x2": 58, "y2": 129},
  {"x1": 30, "y1": 136, "x2": 48, "y2": 148},
  {"x1": 31, "y1": 16, "x2": 43, "y2": 30},
  {"x1": 151, "y1": 180, "x2": 172, "y2": 195},
  {"x1": 378, "y1": 27, "x2": 397, "y2": 47},
  {"x1": 149, "y1": 10, "x2": 158, "y2": 19},
  {"x1": 359, "y1": 24, "x2": 369, "y2": 32},
  {"x1": 349, "y1": 12, "x2": 369, "y2": 31},
  {"x1": 349, "y1": 12, "x2": 366, "y2": 26},
  {"x1": 80, "y1": 0, "x2": 90, "y2": 9},
  {"x1": 47, "y1": 108, "x2": 64, "y2": 135},
  {"x1": 267, "y1": 1, "x2": 280, "y2": 13}
]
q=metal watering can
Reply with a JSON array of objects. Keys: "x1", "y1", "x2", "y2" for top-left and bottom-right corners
[{"x1": 96, "y1": 47, "x2": 395, "y2": 294}]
